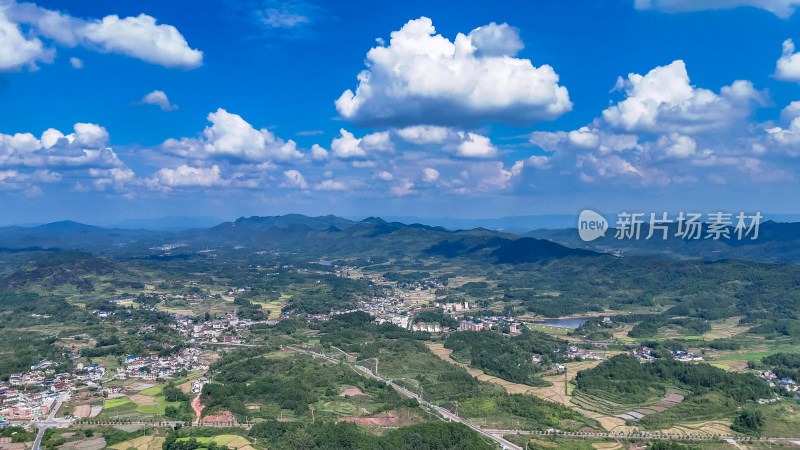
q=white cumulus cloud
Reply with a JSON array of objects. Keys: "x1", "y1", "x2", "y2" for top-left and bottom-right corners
[
  {"x1": 335, "y1": 16, "x2": 571, "y2": 127},
  {"x1": 0, "y1": 122, "x2": 123, "y2": 169},
  {"x1": 280, "y1": 169, "x2": 308, "y2": 189},
  {"x1": 81, "y1": 14, "x2": 202, "y2": 68},
  {"x1": 0, "y1": 6, "x2": 50, "y2": 71},
  {"x1": 314, "y1": 179, "x2": 347, "y2": 191},
  {"x1": 421, "y1": 167, "x2": 440, "y2": 182},
  {"x1": 394, "y1": 126, "x2": 500, "y2": 159},
  {"x1": 375, "y1": 170, "x2": 393, "y2": 181},
  {"x1": 650, "y1": 133, "x2": 697, "y2": 159},
  {"x1": 330, "y1": 129, "x2": 393, "y2": 159},
  {"x1": 6, "y1": 2, "x2": 202, "y2": 69},
  {"x1": 395, "y1": 126, "x2": 451, "y2": 145},
  {"x1": 775, "y1": 39, "x2": 800, "y2": 83},
  {"x1": 138, "y1": 90, "x2": 178, "y2": 111},
  {"x1": 310, "y1": 144, "x2": 328, "y2": 161},
  {"x1": 530, "y1": 127, "x2": 639, "y2": 153},
  {"x1": 602, "y1": 60, "x2": 766, "y2": 134},
  {"x1": 161, "y1": 108, "x2": 303, "y2": 163},
  {"x1": 148, "y1": 164, "x2": 222, "y2": 190},
  {"x1": 454, "y1": 132, "x2": 498, "y2": 158},
  {"x1": 634, "y1": 0, "x2": 800, "y2": 18},
  {"x1": 468, "y1": 22, "x2": 523, "y2": 58}
]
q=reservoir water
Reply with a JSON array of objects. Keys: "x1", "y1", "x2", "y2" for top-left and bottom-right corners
[{"x1": 531, "y1": 318, "x2": 588, "y2": 329}]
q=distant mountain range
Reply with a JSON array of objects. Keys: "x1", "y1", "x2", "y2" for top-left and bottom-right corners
[
  {"x1": 376, "y1": 214, "x2": 580, "y2": 234},
  {"x1": 0, "y1": 215, "x2": 597, "y2": 265},
  {"x1": 0, "y1": 214, "x2": 797, "y2": 264},
  {"x1": 526, "y1": 220, "x2": 800, "y2": 263},
  {"x1": 112, "y1": 215, "x2": 226, "y2": 231}
]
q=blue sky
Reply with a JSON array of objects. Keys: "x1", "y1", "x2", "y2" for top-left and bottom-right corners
[{"x1": 2, "y1": 0, "x2": 800, "y2": 224}]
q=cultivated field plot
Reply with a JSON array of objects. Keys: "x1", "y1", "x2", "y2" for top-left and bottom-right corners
[
  {"x1": 657, "y1": 420, "x2": 734, "y2": 437},
  {"x1": 175, "y1": 434, "x2": 254, "y2": 449},
  {"x1": 701, "y1": 317, "x2": 752, "y2": 340},
  {"x1": 96, "y1": 392, "x2": 181, "y2": 419},
  {"x1": 110, "y1": 436, "x2": 166, "y2": 450},
  {"x1": 570, "y1": 388, "x2": 687, "y2": 423},
  {"x1": 57, "y1": 437, "x2": 107, "y2": 450}
]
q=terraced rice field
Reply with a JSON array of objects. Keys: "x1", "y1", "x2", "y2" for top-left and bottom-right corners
[
  {"x1": 110, "y1": 436, "x2": 166, "y2": 450},
  {"x1": 425, "y1": 342, "x2": 635, "y2": 433},
  {"x1": 571, "y1": 388, "x2": 686, "y2": 425},
  {"x1": 658, "y1": 420, "x2": 734, "y2": 437},
  {"x1": 60, "y1": 437, "x2": 107, "y2": 450},
  {"x1": 253, "y1": 300, "x2": 284, "y2": 317},
  {"x1": 175, "y1": 434, "x2": 253, "y2": 449}
]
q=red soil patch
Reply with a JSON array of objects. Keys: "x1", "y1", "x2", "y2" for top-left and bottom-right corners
[
  {"x1": 339, "y1": 387, "x2": 365, "y2": 397},
  {"x1": 191, "y1": 395, "x2": 205, "y2": 423},
  {"x1": 202, "y1": 410, "x2": 238, "y2": 425},
  {"x1": 73, "y1": 405, "x2": 91, "y2": 418},
  {"x1": 338, "y1": 411, "x2": 398, "y2": 426}
]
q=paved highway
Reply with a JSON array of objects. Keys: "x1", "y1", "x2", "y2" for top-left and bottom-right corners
[{"x1": 32, "y1": 395, "x2": 70, "y2": 450}]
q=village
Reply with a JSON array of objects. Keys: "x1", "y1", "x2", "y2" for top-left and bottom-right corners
[{"x1": 760, "y1": 370, "x2": 799, "y2": 394}]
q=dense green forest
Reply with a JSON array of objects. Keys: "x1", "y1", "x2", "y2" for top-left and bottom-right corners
[
  {"x1": 575, "y1": 355, "x2": 776, "y2": 428},
  {"x1": 312, "y1": 312, "x2": 432, "y2": 353},
  {"x1": 0, "y1": 290, "x2": 95, "y2": 328},
  {"x1": 0, "y1": 330, "x2": 70, "y2": 379},
  {"x1": 444, "y1": 328, "x2": 569, "y2": 386},
  {"x1": 203, "y1": 350, "x2": 415, "y2": 421},
  {"x1": 245, "y1": 421, "x2": 493, "y2": 450},
  {"x1": 496, "y1": 257, "x2": 800, "y2": 323},
  {"x1": 576, "y1": 355, "x2": 772, "y2": 404}
]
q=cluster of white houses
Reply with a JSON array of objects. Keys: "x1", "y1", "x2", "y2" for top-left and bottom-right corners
[
  {"x1": 0, "y1": 359, "x2": 92, "y2": 420},
  {"x1": 632, "y1": 347, "x2": 705, "y2": 362},
  {"x1": 0, "y1": 385, "x2": 60, "y2": 419},
  {"x1": 8, "y1": 361, "x2": 104, "y2": 391},
  {"x1": 566, "y1": 345, "x2": 604, "y2": 361},
  {"x1": 116, "y1": 348, "x2": 206, "y2": 380},
  {"x1": 171, "y1": 312, "x2": 269, "y2": 343},
  {"x1": 357, "y1": 296, "x2": 405, "y2": 318}
]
